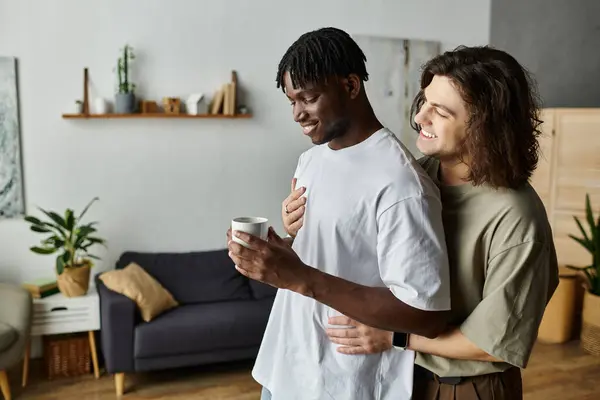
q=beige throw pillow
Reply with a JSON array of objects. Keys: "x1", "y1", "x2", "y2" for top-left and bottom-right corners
[{"x1": 100, "y1": 262, "x2": 178, "y2": 322}]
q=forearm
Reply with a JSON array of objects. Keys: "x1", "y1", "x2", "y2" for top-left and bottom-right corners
[
  {"x1": 408, "y1": 328, "x2": 503, "y2": 362},
  {"x1": 299, "y1": 267, "x2": 447, "y2": 338}
]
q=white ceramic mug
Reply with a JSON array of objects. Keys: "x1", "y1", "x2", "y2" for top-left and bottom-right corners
[{"x1": 231, "y1": 217, "x2": 268, "y2": 248}]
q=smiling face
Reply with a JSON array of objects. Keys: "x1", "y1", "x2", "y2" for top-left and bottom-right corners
[
  {"x1": 414, "y1": 75, "x2": 470, "y2": 162},
  {"x1": 283, "y1": 72, "x2": 352, "y2": 145}
]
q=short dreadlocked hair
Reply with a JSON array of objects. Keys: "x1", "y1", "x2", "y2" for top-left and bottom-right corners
[{"x1": 276, "y1": 27, "x2": 369, "y2": 92}]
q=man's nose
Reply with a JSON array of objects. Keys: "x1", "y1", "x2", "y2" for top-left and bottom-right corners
[{"x1": 293, "y1": 103, "x2": 306, "y2": 122}]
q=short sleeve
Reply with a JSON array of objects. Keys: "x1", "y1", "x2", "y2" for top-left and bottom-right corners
[
  {"x1": 460, "y1": 241, "x2": 559, "y2": 368},
  {"x1": 377, "y1": 195, "x2": 450, "y2": 311}
]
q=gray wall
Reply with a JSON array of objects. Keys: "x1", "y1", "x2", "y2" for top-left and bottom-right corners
[{"x1": 490, "y1": 0, "x2": 600, "y2": 107}]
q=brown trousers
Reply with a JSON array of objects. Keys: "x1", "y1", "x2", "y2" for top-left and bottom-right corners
[{"x1": 412, "y1": 365, "x2": 523, "y2": 400}]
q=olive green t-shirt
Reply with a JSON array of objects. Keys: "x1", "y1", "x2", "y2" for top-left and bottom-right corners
[{"x1": 415, "y1": 157, "x2": 559, "y2": 377}]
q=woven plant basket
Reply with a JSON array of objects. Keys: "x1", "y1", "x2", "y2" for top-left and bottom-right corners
[
  {"x1": 57, "y1": 263, "x2": 91, "y2": 297},
  {"x1": 43, "y1": 333, "x2": 91, "y2": 379},
  {"x1": 581, "y1": 290, "x2": 600, "y2": 356}
]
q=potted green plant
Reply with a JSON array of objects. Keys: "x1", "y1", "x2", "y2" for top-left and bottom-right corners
[
  {"x1": 567, "y1": 193, "x2": 600, "y2": 355},
  {"x1": 114, "y1": 44, "x2": 136, "y2": 113},
  {"x1": 24, "y1": 197, "x2": 107, "y2": 297}
]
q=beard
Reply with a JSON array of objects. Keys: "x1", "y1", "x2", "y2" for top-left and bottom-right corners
[{"x1": 313, "y1": 117, "x2": 351, "y2": 145}]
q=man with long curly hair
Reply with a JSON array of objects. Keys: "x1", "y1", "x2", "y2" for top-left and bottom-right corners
[{"x1": 322, "y1": 46, "x2": 560, "y2": 399}]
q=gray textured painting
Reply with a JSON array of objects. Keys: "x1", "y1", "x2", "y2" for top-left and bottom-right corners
[
  {"x1": 0, "y1": 57, "x2": 25, "y2": 218},
  {"x1": 352, "y1": 35, "x2": 440, "y2": 157}
]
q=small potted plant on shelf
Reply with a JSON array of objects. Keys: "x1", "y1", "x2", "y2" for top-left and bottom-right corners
[
  {"x1": 24, "y1": 197, "x2": 107, "y2": 297},
  {"x1": 567, "y1": 193, "x2": 600, "y2": 356},
  {"x1": 114, "y1": 44, "x2": 136, "y2": 114}
]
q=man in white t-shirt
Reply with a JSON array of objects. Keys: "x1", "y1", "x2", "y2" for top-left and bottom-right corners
[{"x1": 227, "y1": 27, "x2": 450, "y2": 400}]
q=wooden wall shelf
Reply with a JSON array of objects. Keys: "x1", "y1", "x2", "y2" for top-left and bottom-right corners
[{"x1": 62, "y1": 113, "x2": 252, "y2": 119}]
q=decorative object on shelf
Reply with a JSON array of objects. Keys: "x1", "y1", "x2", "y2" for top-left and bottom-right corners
[
  {"x1": 0, "y1": 56, "x2": 25, "y2": 219},
  {"x1": 62, "y1": 64, "x2": 252, "y2": 119},
  {"x1": 24, "y1": 197, "x2": 107, "y2": 297},
  {"x1": 140, "y1": 100, "x2": 158, "y2": 114},
  {"x1": 210, "y1": 70, "x2": 240, "y2": 116},
  {"x1": 566, "y1": 193, "x2": 600, "y2": 355},
  {"x1": 114, "y1": 44, "x2": 136, "y2": 114},
  {"x1": 62, "y1": 113, "x2": 251, "y2": 119},
  {"x1": 186, "y1": 93, "x2": 206, "y2": 115},
  {"x1": 210, "y1": 87, "x2": 225, "y2": 115},
  {"x1": 162, "y1": 97, "x2": 181, "y2": 114},
  {"x1": 74, "y1": 100, "x2": 83, "y2": 114},
  {"x1": 94, "y1": 97, "x2": 108, "y2": 114}
]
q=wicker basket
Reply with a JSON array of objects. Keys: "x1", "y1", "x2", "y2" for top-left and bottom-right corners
[
  {"x1": 581, "y1": 291, "x2": 600, "y2": 356},
  {"x1": 43, "y1": 333, "x2": 91, "y2": 379}
]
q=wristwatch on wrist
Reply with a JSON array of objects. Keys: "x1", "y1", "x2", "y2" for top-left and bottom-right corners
[{"x1": 392, "y1": 332, "x2": 409, "y2": 350}]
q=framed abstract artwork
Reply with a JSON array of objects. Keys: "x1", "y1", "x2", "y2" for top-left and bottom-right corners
[
  {"x1": 0, "y1": 56, "x2": 25, "y2": 218},
  {"x1": 352, "y1": 35, "x2": 440, "y2": 157}
]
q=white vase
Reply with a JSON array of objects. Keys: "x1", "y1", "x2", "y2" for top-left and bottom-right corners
[
  {"x1": 94, "y1": 98, "x2": 108, "y2": 114},
  {"x1": 73, "y1": 102, "x2": 83, "y2": 114}
]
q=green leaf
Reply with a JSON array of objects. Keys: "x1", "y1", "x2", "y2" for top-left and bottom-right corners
[
  {"x1": 568, "y1": 234, "x2": 594, "y2": 252},
  {"x1": 87, "y1": 254, "x2": 101, "y2": 260},
  {"x1": 65, "y1": 209, "x2": 75, "y2": 231},
  {"x1": 81, "y1": 237, "x2": 107, "y2": 251},
  {"x1": 596, "y1": 217, "x2": 600, "y2": 271},
  {"x1": 30, "y1": 246, "x2": 58, "y2": 255},
  {"x1": 30, "y1": 225, "x2": 52, "y2": 233},
  {"x1": 58, "y1": 251, "x2": 71, "y2": 269},
  {"x1": 24, "y1": 216, "x2": 43, "y2": 225},
  {"x1": 43, "y1": 236, "x2": 65, "y2": 248},
  {"x1": 38, "y1": 207, "x2": 67, "y2": 229},
  {"x1": 77, "y1": 225, "x2": 97, "y2": 238},
  {"x1": 574, "y1": 216, "x2": 591, "y2": 243},
  {"x1": 78, "y1": 197, "x2": 99, "y2": 221},
  {"x1": 565, "y1": 264, "x2": 594, "y2": 271},
  {"x1": 586, "y1": 194, "x2": 596, "y2": 247},
  {"x1": 583, "y1": 268, "x2": 595, "y2": 290},
  {"x1": 56, "y1": 254, "x2": 65, "y2": 275}
]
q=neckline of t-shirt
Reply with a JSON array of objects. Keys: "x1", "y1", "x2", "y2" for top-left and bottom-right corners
[
  {"x1": 429, "y1": 157, "x2": 479, "y2": 196},
  {"x1": 323, "y1": 128, "x2": 389, "y2": 157}
]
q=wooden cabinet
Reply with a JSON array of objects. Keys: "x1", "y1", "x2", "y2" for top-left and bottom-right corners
[{"x1": 530, "y1": 108, "x2": 600, "y2": 267}]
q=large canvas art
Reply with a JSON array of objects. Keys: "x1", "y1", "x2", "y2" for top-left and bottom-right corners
[
  {"x1": 352, "y1": 35, "x2": 440, "y2": 156},
  {"x1": 0, "y1": 56, "x2": 25, "y2": 218}
]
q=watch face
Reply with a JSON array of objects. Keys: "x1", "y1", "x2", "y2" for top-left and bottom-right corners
[{"x1": 393, "y1": 332, "x2": 408, "y2": 348}]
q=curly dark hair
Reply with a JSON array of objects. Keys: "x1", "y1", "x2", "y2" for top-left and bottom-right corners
[
  {"x1": 410, "y1": 45, "x2": 543, "y2": 190},
  {"x1": 276, "y1": 27, "x2": 369, "y2": 91}
]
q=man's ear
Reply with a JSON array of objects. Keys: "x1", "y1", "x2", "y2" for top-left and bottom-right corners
[{"x1": 346, "y1": 74, "x2": 361, "y2": 99}]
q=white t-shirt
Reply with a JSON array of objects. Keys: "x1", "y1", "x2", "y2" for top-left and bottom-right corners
[{"x1": 252, "y1": 128, "x2": 450, "y2": 400}]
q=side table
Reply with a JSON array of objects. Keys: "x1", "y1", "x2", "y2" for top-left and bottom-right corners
[{"x1": 22, "y1": 288, "x2": 100, "y2": 386}]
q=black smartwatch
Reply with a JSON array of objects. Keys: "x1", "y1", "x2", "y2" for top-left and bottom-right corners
[{"x1": 392, "y1": 332, "x2": 409, "y2": 350}]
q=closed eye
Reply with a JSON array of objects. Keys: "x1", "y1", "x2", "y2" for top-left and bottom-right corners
[{"x1": 435, "y1": 108, "x2": 448, "y2": 118}]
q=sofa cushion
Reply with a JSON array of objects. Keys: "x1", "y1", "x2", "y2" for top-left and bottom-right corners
[
  {"x1": 249, "y1": 280, "x2": 278, "y2": 299},
  {"x1": 99, "y1": 262, "x2": 179, "y2": 322},
  {"x1": 0, "y1": 322, "x2": 17, "y2": 353},
  {"x1": 134, "y1": 299, "x2": 274, "y2": 359},
  {"x1": 116, "y1": 250, "x2": 252, "y2": 304}
]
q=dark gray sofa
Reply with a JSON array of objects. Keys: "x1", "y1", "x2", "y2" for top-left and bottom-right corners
[{"x1": 95, "y1": 249, "x2": 276, "y2": 396}]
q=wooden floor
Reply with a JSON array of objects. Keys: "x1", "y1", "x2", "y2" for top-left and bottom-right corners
[{"x1": 4, "y1": 340, "x2": 599, "y2": 399}]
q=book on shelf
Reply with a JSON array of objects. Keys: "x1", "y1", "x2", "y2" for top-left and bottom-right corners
[{"x1": 22, "y1": 278, "x2": 59, "y2": 298}]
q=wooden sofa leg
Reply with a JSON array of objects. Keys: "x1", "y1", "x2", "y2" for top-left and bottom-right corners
[
  {"x1": 0, "y1": 370, "x2": 11, "y2": 400},
  {"x1": 115, "y1": 373, "x2": 125, "y2": 396}
]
